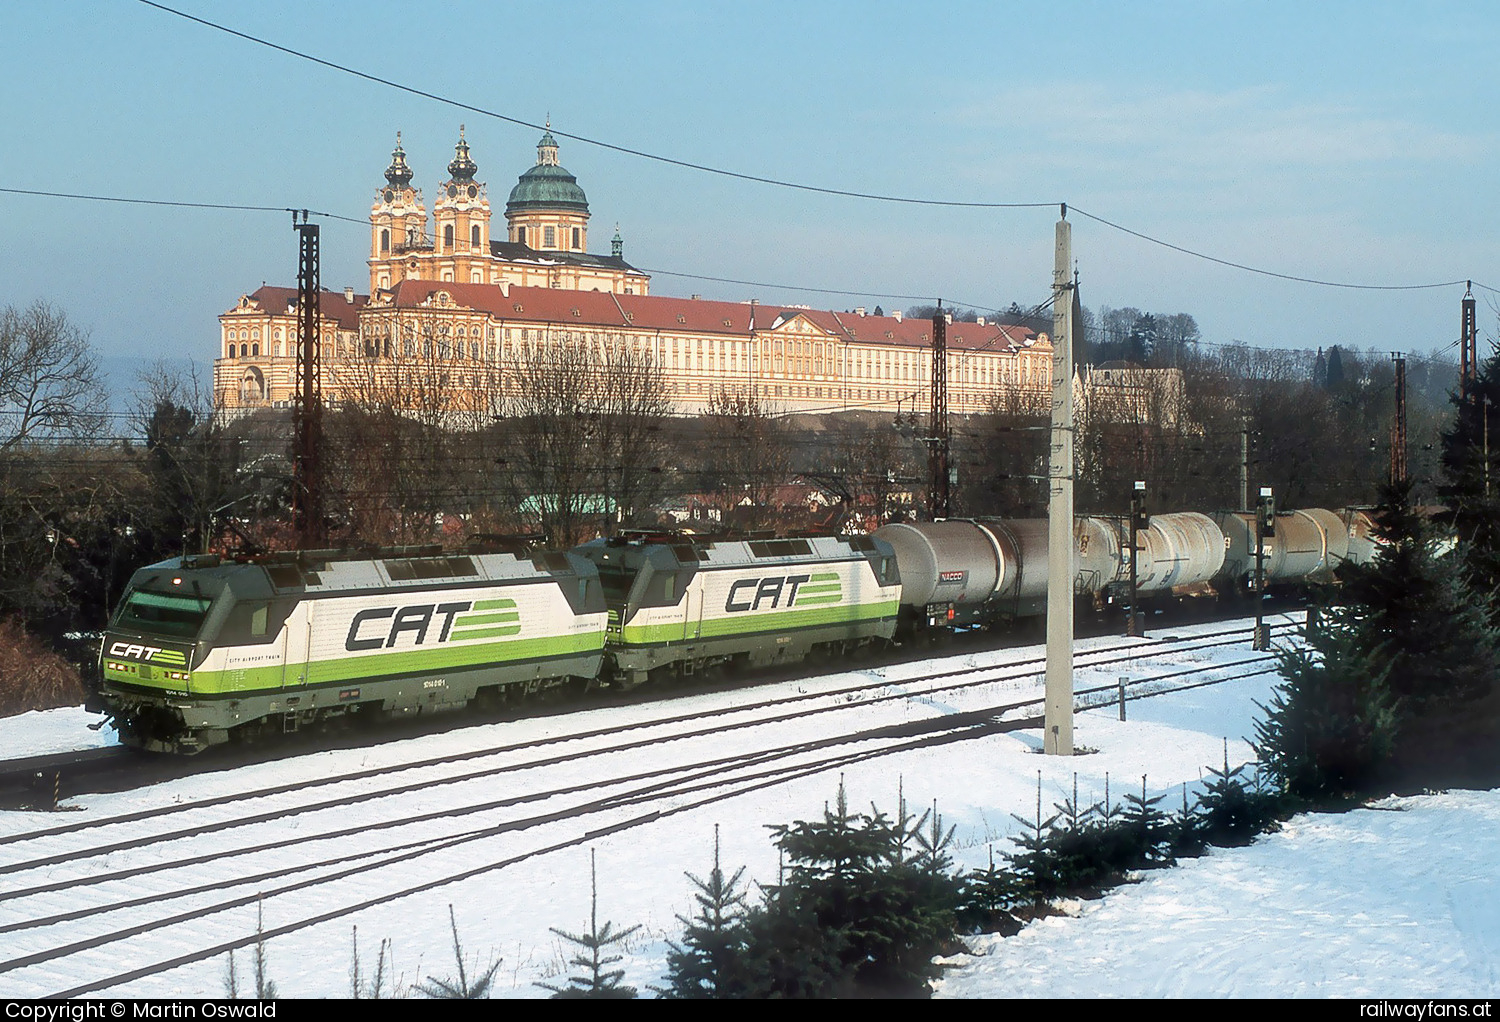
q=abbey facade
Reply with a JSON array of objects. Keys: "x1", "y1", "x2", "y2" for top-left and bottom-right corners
[{"x1": 214, "y1": 129, "x2": 1052, "y2": 416}]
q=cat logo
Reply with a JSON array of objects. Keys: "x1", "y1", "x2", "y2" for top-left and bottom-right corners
[
  {"x1": 109, "y1": 642, "x2": 164, "y2": 661},
  {"x1": 346, "y1": 601, "x2": 474, "y2": 651},
  {"x1": 724, "y1": 575, "x2": 812, "y2": 613}
]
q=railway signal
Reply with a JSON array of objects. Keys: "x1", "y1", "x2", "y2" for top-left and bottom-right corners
[
  {"x1": 1128, "y1": 480, "x2": 1148, "y2": 637},
  {"x1": 1254, "y1": 486, "x2": 1275, "y2": 650}
]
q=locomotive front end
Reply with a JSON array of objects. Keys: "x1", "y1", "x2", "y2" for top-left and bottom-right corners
[{"x1": 99, "y1": 558, "x2": 229, "y2": 753}]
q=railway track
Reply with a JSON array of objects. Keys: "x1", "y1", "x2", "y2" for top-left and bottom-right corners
[
  {"x1": 0, "y1": 615, "x2": 1298, "y2": 997},
  {"x1": 0, "y1": 610, "x2": 1303, "y2": 809}
]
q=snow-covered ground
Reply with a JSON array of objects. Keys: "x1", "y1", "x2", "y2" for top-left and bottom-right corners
[
  {"x1": 937, "y1": 789, "x2": 1500, "y2": 998},
  {"x1": 0, "y1": 615, "x2": 1495, "y2": 999}
]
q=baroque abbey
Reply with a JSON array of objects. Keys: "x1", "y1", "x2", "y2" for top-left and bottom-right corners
[{"x1": 214, "y1": 129, "x2": 1052, "y2": 416}]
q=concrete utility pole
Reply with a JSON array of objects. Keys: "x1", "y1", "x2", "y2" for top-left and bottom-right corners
[{"x1": 1045, "y1": 207, "x2": 1074, "y2": 756}]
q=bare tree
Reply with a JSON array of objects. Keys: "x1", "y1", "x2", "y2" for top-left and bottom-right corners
[
  {"x1": 493, "y1": 337, "x2": 669, "y2": 547},
  {"x1": 697, "y1": 388, "x2": 794, "y2": 531},
  {"x1": 0, "y1": 302, "x2": 103, "y2": 449},
  {"x1": 969, "y1": 386, "x2": 1050, "y2": 517},
  {"x1": 129, "y1": 362, "x2": 243, "y2": 557},
  {"x1": 322, "y1": 316, "x2": 505, "y2": 545},
  {"x1": 814, "y1": 416, "x2": 920, "y2": 529},
  {"x1": 0, "y1": 303, "x2": 114, "y2": 626}
]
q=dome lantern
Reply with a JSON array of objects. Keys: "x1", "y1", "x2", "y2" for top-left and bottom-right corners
[
  {"x1": 506, "y1": 123, "x2": 589, "y2": 216},
  {"x1": 447, "y1": 124, "x2": 478, "y2": 183},
  {"x1": 384, "y1": 132, "x2": 414, "y2": 190}
]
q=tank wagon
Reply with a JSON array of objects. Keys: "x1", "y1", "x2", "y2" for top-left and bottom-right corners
[
  {"x1": 1210, "y1": 508, "x2": 1356, "y2": 591},
  {"x1": 573, "y1": 533, "x2": 902, "y2": 687},
  {"x1": 872, "y1": 519, "x2": 1049, "y2": 632},
  {"x1": 876, "y1": 507, "x2": 1371, "y2": 635},
  {"x1": 100, "y1": 546, "x2": 606, "y2": 753}
]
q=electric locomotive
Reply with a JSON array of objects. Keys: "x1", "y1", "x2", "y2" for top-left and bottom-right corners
[
  {"x1": 100, "y1": 546, "x2": 606, "y2": 753},
  {"x1": 574, "y1": 532, "x2": 902, "y2": 688}
]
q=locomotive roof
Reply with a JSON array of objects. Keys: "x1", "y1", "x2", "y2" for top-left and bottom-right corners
[
  {"x1": 576, "y1": 533, "x2": 885, "y2": 571},
  {"x1": 145, "y1": 549, "x2": 593, "y2": 599}
]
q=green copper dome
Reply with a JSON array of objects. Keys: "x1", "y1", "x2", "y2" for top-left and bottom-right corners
[
  {"x1": 506, "y1": 163, "x2": 590, "y2": 214},
  {"x1": 506, "y1": 126, "x2": 590, "y2": 215}
]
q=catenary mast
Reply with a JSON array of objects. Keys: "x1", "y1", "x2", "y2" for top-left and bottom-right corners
[{"x1": 1044, "y1": 208, "x2": 1074, "y2": 755}]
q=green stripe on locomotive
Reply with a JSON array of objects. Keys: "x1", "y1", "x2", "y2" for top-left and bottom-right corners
[
  {"x1": 185, "y1": 628, "x2": 605, "y2": 695},
  {"x1": 620, "y1": 598, "x2": 900, "y2": 645}
]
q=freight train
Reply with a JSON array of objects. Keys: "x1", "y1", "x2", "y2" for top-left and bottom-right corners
[{"x1": 98, "y1": 507, "x2": 1377, "y2": 753}]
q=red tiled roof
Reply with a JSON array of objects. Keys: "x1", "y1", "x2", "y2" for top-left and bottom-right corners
[
  {"x1": 378, "y1": 281, "x2": 1045, "y2": 352},
  {"x1": 232, "y1": 286, "x2": 368, "y2": 331}
]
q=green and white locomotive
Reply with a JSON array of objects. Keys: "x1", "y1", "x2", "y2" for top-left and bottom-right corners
[
  {"x1": 574, "y1": 533, "x2": 902, "y2": 688},
  {"x1": 98, "y1": 532, "x2": 902, "y2": 752},
  {"x1": 100, "y1": 546, "x2": 606, "y2": 753}
]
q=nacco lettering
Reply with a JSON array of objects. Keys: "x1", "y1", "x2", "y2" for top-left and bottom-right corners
[
  {"x1": 725, "y1": 574, "x2": 812, "y2": 613},
  {"x1": 346, "y1": 601, "x2": 473, "y2": 651}
]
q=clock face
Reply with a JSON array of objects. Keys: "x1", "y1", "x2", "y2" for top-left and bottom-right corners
[
  {"x1": 383, "y1": 189, "x2": 394, "y2": 202},
  {"x1": 447, "y1": 185, "x2": 457, "y2": 197},
  {"x1": 467, "y1": 185, "x2": 478, "y2": 198}
]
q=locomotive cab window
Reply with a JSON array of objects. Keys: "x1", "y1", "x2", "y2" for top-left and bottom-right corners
[
  {"x1": 112, "y1": 590, "x2": 213, "y2": 639},
  {"x1": 214, "y1": 600, "x2": 293, "y2": 646}
]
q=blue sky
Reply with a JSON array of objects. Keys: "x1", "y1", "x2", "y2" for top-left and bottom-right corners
[{"x1": 2, "y1": 0, "x2": 1494, "y2": 371}]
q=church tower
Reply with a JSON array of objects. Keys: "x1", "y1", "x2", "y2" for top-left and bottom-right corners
[
  {"x1": 506, "y1": 123, "x2": 590, "y2": 253},
  {"x1": 431, "y1": 126, "x2": 492, "y2": 284},
  {"x1": 369, "y1": 133, "x2": 428, "y2": 293}
]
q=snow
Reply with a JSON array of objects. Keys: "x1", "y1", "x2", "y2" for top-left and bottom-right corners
[
  {"x1": 0, "y1": 707, "x2": 117, "y2": 759},
  {"x1": 937, "y1": 791, "x2": 1500, "y2": 998},
  {"x1": 0, "y1": 614, "x2": 1495, "y2": 999}
]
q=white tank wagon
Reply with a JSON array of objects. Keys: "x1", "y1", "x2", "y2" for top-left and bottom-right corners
[
  {"x1": 875, "y1": 513, "x2": 1225, "y2": 634},
  {"x1": 1211, "y1": 508, "x2": 1353, "y2": 590},
  {"x1": 1344, "y1": 508, "x2": 1381, "y2": 567},
  {"x1": 873, "y1": 519, "x2": 1053, "y2": 631},
  {"x1": 1083, "y1": 512, "x2": 1228, "y2": 595},
  {"x1": 1304, "y1": 508, "x2": 1351, "y2": 577}
]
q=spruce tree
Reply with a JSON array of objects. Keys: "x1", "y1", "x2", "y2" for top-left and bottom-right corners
[
  {"x1": 418, "y1": 905, "x2": 502, "y2": 999},
  {"x1": 1196, "y1": 745, "x2": 1280, "y2": 845},
  {"x1": 742, "y1": 780, "x2": 964, "y2": 998},
  {"x1": 1338, "y1": 481, "x2": 1498, "y2": 717},
  {"x1": 1258, "y1": 617, "x2": 1398, "y2": 799},
  {"x1": 662, "y1": 826, "x2": 750, "y2": 998},
  {"x1": 1259, "y1": 480, "x2": 1500, "y2": 792},
  {"x1": 1440, "y1": 342, "x2": 1500, "y2": 611},
  {"x1": 538, "y1": 851, "x2": 641, "y2": 999}
]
